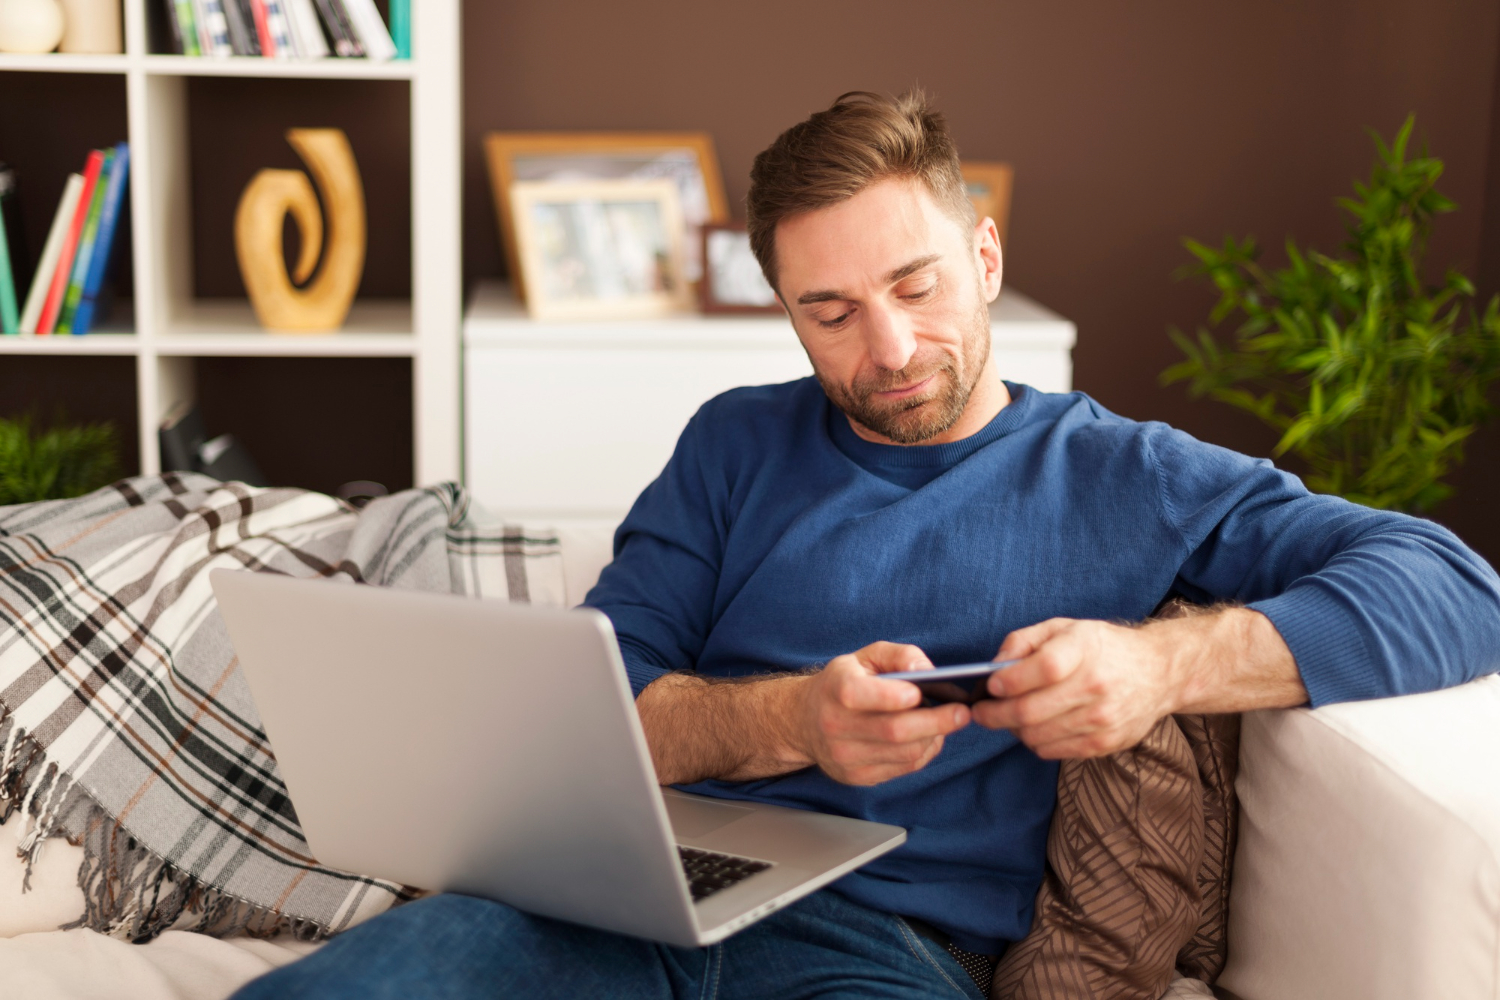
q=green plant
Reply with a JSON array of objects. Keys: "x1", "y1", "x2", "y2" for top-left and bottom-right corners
[
  {"x1": 0, "y1": 415, "x2": 120, "y2": 505},
  {"x1": 1163, "y1": 117, "x2": 1500, "y2": 511}
]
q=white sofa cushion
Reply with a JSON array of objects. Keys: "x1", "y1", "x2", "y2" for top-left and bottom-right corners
[{"x1": 1220, "y1": 675, "x2": 1500, "y2": 1000}]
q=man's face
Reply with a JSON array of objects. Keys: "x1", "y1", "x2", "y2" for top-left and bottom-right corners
[{"x1": 774, "y1": 178, "x2": 1004, "y2": 445}]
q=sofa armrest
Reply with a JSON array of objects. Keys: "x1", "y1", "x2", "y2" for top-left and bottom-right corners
[{"x1": 1218, "y1": 675, "x2": 1500, "y2": 1000}]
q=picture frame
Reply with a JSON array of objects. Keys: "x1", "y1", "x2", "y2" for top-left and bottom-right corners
[
  {"x1": 509, "y1": 178, "x2": 692, "y2": 321},
  {"x1": 960, "y1": 161, "x2": 1014, "y2": 251},
  {"x1": 484, "y1": 131, "x2": 728, "y2": 303},
  {"x1": 699, "y1": 223, "x2": 783, "y2": 315}
]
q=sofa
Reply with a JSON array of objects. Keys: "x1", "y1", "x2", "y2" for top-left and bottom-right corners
[{"x1": 1, "y1": 517, "x2": 1496, "y2": 999}]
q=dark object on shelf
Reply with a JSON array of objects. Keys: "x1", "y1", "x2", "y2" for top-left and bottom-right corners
[
  {"x1": 336, "y1": 479, "x2": 387, "y2": 508},
  {"x1": 159, "y1": 403, "x2": 269, "y2": 487},
  {"x1": 0, "y1": 414, "x2": 120, "y2": 505}
]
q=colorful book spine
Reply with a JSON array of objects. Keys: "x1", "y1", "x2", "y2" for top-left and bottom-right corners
[
  {"x1": 263, "y1": 0, "x2": 295, "y2": 57},
  {"x1": 72, "y1": 143, "x2": 130, "y2": 337},
  {"x1": 171, "y1": 0, "x2": 201, "y2": 55},
  {"x1": 0, "y1": 164, "x2": 28, "y2": 314},
  {"x1": 161, "y1": 0, "x2": 186, "y2": 53},
  {"x1": 390, "y1": 0, "x2": 409, "y2": 59},
  {"x1": 248, "y1": 0, "x2": 274, "y2": 56},
  {"x1": 200, "y1": 0, "x2": 234, "y2": 56},
  {"x1": 341, "y1": 0, "x2": 395, "y2": 60},
  {"x1": 222, "y1": 0, "x2": 259, "y2": 55},
  {"x1": 285, "y1": 0, "x2": 328, "y2": 57},
  {"x1": 56, "y1": 148, "x2": 115, "y2": 335},
  {"x1": 36, "y1": 150, "x2": 104, "y2": 336},
  {"x1": 0, "y1": 205, "x2": 16, "y2": 334},
  {"x1": 313, "y1": 0, "x2": 362, "y2": 57},
  {"x1": 19, "y1": 174, "x2": 83, "y2": 336}
]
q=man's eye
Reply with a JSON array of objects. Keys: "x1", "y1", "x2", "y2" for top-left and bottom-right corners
[
  {"x1": 902, "y1": 285, "x2": 936, "y2": 301},
  {"x1": 817, "y1": 310, "x2": 852, "y2": 328}
]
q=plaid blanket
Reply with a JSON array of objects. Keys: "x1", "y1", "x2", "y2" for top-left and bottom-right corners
[{"x1": 0, "y1": 474, "x2": 563, "y2": 941}]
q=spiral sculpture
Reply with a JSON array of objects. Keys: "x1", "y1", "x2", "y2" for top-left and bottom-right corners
[{"x1": 235, "y1": 128, "x2": 366, "y2": 332}]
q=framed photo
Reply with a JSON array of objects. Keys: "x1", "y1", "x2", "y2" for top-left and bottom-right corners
[
  {"x1": 699, "y1": 223, "x2": 783, "y2": 314},
  {"x1": 509, "y1": 178, "x2": 692, "y2": 321},
  {"x1": 485, "y1": 132, "x2": 728, "y2": 302},
  {"x1": 961, "y1": 161, "x2": 1014, "y2": 251}
]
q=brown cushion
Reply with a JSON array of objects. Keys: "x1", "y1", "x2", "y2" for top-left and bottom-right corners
[
  {"x1": 1172, "y1": 712, "x2": 1240, "y2": 983},
  {"x1": 990, "y1": 715, "x2": 1207, "y2": 1000}
]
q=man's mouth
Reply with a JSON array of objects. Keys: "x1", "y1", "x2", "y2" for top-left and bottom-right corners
[{"x1": 873, "y1": 373, "x2": 938, "y2": 401}]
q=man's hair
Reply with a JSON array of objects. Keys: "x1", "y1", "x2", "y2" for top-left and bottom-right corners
[{"x1": 745, "y1": 89, "x2": 975, "y2": 290}]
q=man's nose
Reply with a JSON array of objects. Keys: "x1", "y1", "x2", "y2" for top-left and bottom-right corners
[{"x1": 862, "y1": 302, "x2": 918, "y2": 373}]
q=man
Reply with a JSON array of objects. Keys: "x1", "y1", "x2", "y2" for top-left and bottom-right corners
[{"x1": 239, "y1": 92, "x2": 1500, "y2": 999}]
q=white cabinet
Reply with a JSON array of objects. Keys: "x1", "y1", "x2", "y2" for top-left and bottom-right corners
[{"x1": 463, "y1": 281, "x2": 1076, "y2": 519}]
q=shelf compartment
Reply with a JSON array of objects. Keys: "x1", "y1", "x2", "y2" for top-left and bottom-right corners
[
  {"x1": 190, "y1": 355, "x2": 413, "y2": 495},
  {"x1": 0, "y1": 354, "x2": 140, "y2": 474}
]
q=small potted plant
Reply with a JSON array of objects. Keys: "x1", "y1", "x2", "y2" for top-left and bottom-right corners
[
  {"x1": 0, "y1": 415, "x2": 119, "y2": 505},
  {"x1": 1164, "y1": 117, "x2": 1500, "y2": 512}
]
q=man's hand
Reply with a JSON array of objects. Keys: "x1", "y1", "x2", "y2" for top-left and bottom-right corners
[
  {"x1": 636, "y1": 641, "x2": 970, "y2": 787},
  {"x1": 796, "y1": 642, "x2": 971, "y2": 786},
  {"x1": 971, "y1": 607, "x2": 1307, "y2": 759}
]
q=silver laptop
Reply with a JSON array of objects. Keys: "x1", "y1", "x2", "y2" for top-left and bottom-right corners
[{"x1": 210, "y1": 570, "x2": 905, "y2": 948}]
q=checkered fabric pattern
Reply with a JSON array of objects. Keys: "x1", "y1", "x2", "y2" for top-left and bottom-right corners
[{"x1": 0, "y1": 474, "x2": 562, "y2": 941}]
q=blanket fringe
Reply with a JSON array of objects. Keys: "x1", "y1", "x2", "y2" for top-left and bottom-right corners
[{"x1": 0, "y1": 710, "x2": 345, "y2": 944}]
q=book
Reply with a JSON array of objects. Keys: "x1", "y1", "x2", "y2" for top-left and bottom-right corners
[
  {"x1": 172, "y1": 0, "x2": 201, "y2": 55},
  {"x1": 389, "y1": 0, "x2": 409, "y2": 59},
  {"x1": 263, "y1": 0, "x2": 295, "y2": 57},
  {"x1": 18, "y1": 174, "x2": 83, "y2": 336},
  {"x1": 36, "y1": 150, "x2": 104, "y2": 337},
  {"x1": 285, "y1": 0, "x2": 328, "y2": 57},
  {"x1": 222, "y1": 0, "x2": 260, "y2": 55},
  {"x1": 56, "y1": 147, "x2": 116, "y2": 335},
  {"x1": 341, "y1": 0, "x2": 395, "y2": 60},
  {"x1": 71, "y1": 143, "x2": 130, "y2": 337},
  {"x1": 0, "y1": 164, "x2": 30, "y2": 306},
  {"x1": 313, "y1": 0, "x2": 362, "y2": 57},
  {"x1": 0, "y1": 200, "x2": 16, "y2": 334},
  {"x1": 248, "y1": 0, "x2": 274, "y2": 56},
  {"x1": 200, "y1": 0, "x2": 235, "y2": 56},
  {"x1": 161, "y1": 0, "x2": 185, "y2": 53},
  {"x1": 188, "y1": 0, "x2": 213, "y2": 54}
]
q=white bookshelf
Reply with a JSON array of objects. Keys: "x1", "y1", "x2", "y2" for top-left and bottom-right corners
[{"x1": 0, "y1": 0, "x2": 461, "y2": 486}]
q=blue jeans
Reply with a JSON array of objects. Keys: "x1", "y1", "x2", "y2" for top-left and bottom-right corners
[{"x1": 231, "y1": 889, "x2": 986, "y2": 1000}]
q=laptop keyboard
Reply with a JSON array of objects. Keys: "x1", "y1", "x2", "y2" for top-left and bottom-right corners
[{"x1": 678, "y1": 846, "x2": 773, "y2": 901}]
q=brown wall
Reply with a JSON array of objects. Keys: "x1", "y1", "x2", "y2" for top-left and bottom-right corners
[{"x1": 463, "y1": 0, "x2": 1500, "y2": 563}]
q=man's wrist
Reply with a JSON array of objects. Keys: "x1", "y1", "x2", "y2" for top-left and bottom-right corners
[
  {"x1": 638, "y1": 670, "x2": 815, "y2": 785},
  {"x1": 1144, "y1": 605, "x2": 1305, "y2": 716}
]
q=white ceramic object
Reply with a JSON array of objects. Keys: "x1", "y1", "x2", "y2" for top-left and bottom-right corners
[
  {"x1": 0, "y1": 0, "x2": 65, "y2": 52},
  {"x1": 59, "y1": 0, "x2": 120, "y2": 53}
]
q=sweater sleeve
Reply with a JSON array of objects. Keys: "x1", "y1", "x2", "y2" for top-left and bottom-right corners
[
  {"x1": 1146, "y1": 424, "x2": 1500, "y2": 707},
  {"x1": 583, "y1": 409, "x2": 728, "y2": 697}
]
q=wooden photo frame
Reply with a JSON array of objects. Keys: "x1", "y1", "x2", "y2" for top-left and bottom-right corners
[
  {"x1": 510, "y1": 178, "x2": 692, "y2": 321},
  {"x1": 484, "y1": 132, "x2": 728, "y2": 303},
  {"x1": 961, "y1": 161, "x2": 1014, "y2": 251},
  {"x1": 699, "y1": 223, "x2": 783, "y2": 315}
]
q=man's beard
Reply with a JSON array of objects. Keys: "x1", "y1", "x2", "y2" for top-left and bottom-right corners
[{"x1": 816, "y1": 302, "x2": 991, "y2": 445}]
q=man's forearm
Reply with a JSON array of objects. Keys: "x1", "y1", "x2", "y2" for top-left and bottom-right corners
[
  {"x1": 1152, "y1": 606, "x2": 1308, "y2": 714},
  {"x1": 636, "y1": 671, "x2": 815, "y2": 786}
]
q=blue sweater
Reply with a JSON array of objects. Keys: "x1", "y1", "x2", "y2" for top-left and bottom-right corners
[{"x1": 584, "y1": 378, "x2": 1500, "y2": 953}]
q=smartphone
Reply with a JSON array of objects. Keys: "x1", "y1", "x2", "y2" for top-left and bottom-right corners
[{"x1": 880, "y1": 660, "x2": 1019, "y2": 705}]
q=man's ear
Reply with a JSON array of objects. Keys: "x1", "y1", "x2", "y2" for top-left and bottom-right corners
[{"x1": 974, "y1": 217, "x2": 1003, "y2": 304}]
